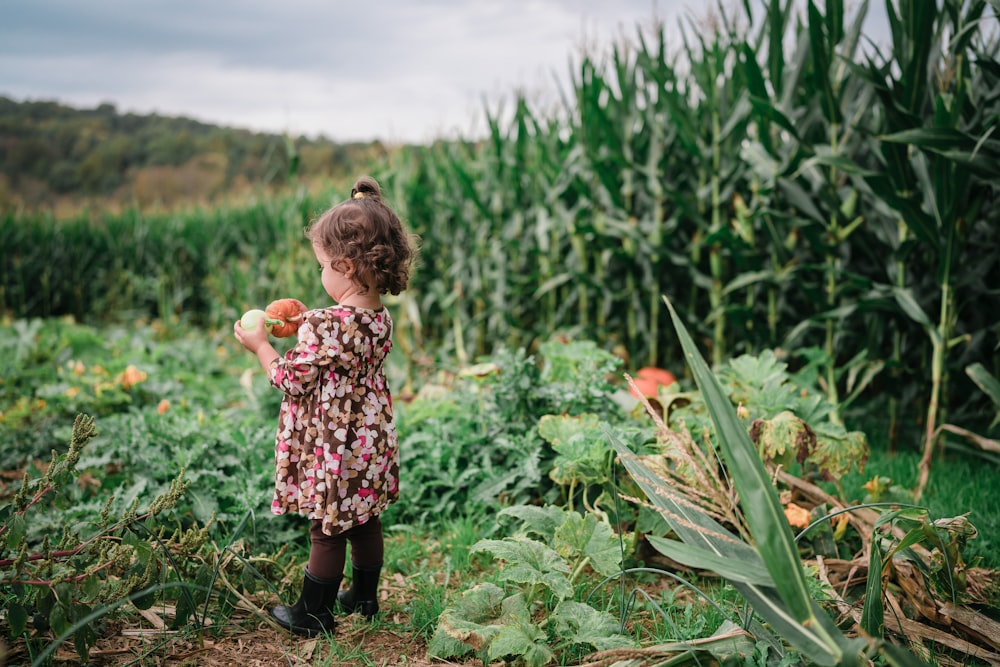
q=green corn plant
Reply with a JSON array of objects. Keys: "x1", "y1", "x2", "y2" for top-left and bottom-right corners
[
  {"x1": 742, "y1": 0, "x2": 885, "y2": 424},
  {"x1": 849, "y1": 0, "x2": 1000, "y2": 498}
]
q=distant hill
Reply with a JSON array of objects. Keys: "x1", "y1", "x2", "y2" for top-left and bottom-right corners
[{"x1": 0, "y1": 96, "x2": 391, "y2": 215}]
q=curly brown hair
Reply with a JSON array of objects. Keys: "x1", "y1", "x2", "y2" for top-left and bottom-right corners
[{"x1": 306, "y1": 176, "x2": 418, "y2": 295}]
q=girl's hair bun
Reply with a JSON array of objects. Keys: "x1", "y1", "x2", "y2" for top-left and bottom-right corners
[{"x1": 351, "y1": 176, "x2": 381, "y2": 200}]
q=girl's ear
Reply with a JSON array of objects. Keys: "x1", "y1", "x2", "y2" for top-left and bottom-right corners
[{"x1": 340, "y1": 258, "x2": 356, "y2": 280}]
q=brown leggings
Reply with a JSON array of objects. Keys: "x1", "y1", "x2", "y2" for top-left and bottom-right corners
[{"x1": 307, "y1": 516, "x2": 383, "y2": 580}]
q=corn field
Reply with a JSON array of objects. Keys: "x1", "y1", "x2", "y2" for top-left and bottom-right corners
[
  {"x1": 384, "y1": 0, "x2": 1000, "y2": 457},
  {"x1": 2, "y1": 0, "x2": 998, "y2": 457}
]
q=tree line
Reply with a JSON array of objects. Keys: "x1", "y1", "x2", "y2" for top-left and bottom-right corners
[{"x1": 0, "y1": 96, "x2": 387, "y2": 212}]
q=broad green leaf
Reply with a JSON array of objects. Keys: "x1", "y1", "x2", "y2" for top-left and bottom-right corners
[
  {"x1": 429, "y1": 582, "x2": 505, "y2": 658},
  {"x1": 540, "y1": 414, "x2": 609, "y2": 486},
  {"x1": 538, "y1": 413, "x2": 601, "y2": 444},
  {"x1": 444, "y1": 581, "x2": 506, "y2": 623},
  {"x1": 809, "y1": 423, "x2": 870, "y2": 479},
  {"x1": 553, "y1": 510, "x2": 622, "y2": 576},
  {"x1": 7, "y1": 602, "x2": 28, "y2": 635},
  {"x1": 4, "y1": 514, "x2": 26, "y2": 548},
  {"x1": 123, "y1": 528, "x2": 153, "y2": 564},
  {"x1": 552, "y1": 601, "x2": 636, "y2": 651},
  {"x1": 498, "y1": 505, "x2": 568, "y2": 541},
  {"x1": 489, "y1": 623, "x2": 554, "y2": 667},
  {"x1": 499, "y1": 590, "x2": 532, "y2": 622},
  {"x1": 48, "y1": 602, "x2": 70, "y2": 638},
  {"x1": 472, "y1": 538, "x2": 573, "y2": 599},
  {"x1": 430, "y1": 616, "x2": 497, "y2": 659},
  {"x1": 750, "y1": 410, "x2": 812, "y2": 469}
]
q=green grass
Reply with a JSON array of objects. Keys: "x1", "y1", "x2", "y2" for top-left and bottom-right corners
[{"x1": 835, "y1": 420, "x2": 1000, "y2": 570}]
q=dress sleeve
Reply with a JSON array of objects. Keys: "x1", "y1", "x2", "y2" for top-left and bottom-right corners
[{"x1": 267, "y1": 312, "x2": 336, "y2": 396}]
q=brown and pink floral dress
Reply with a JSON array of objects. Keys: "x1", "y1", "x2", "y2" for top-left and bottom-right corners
[{"x1": 266, "y1": 305, "x2": 398, "y2": 536}]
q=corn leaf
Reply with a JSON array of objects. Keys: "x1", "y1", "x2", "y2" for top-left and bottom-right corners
[
  {"x1": 860, "y1": 538, "x2": 885, "y2": 638},
  {"x1": 645, "y1": 535, "x2": 773, "y2": 585},
  {"x1": 610, "y1": 429, "x2": 859, "y2": 666},
  {"x1": 966, "y1": 363, "x2": 1000, "y2": 412},
  {"x1": 662, "y1": 296, "x2": 850, "y2": 660}
]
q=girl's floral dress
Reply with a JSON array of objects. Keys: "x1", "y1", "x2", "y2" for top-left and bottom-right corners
[{"x1": 267, "y1": 305, "x2": 398, "y2": 536}]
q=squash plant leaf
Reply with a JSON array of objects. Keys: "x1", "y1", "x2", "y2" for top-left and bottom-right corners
[
  {"x1": 552, "y1": 601, "x2": 636, "y2": 651},
  {"x1": 489, "y1": 623, "x2": 555, "y2": 667},
  {"x1": 472, "y1": 537, "x2": 573, "y2": 599},
  {"x1": 429, "y1": 582, "x2": 505, "y2": 658},
  {"x1": 486, "y1": 593, "x2": 556, "y2": 667},
  {"x1": 498, "y1": 504, "x2": 569, "y2": 542},
  {"x1": 809, "y1": 423, "x2": 869, "y2": 479},
  {"x1": 553, "y1": 510, "x2": 622, "y2": 577},
  {"x1": 750, "y1": 410, "x2": 812, "y2": 467},
  {"x1": 540, "y1": 413, "x2": 609, "y2": 486}
]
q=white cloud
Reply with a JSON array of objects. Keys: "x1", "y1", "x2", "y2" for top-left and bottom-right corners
[{"x1": 0, "y1": 0, "x2": 894, "y2": 143}]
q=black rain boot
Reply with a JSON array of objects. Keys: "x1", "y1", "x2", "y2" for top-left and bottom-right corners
[
  {"x1": 337, "y1": 561, "x2": 382, "y2": 619},
  {"x1": 270, "y1": 568, "x2": 342, "y2": 637}
]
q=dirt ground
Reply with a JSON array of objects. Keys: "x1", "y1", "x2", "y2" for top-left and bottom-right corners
[{"x1": 2, "y1": 588, "x2": 450, "y2": 667}]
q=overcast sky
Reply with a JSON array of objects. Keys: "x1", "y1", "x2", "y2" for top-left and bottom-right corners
[{"x1": 2, "y1": 1, "x2": 889, "y2": 144}]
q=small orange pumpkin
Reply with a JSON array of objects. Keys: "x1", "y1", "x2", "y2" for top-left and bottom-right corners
[
  {"x1": 636, "y1": 366, "x2": 677, "y2": 387},
  {"x1": 265, "y1": 298, "x2": 308, "y2": 337},
  {"x1": 629, "y1": 376, "x2": 662, "y2": 399}
]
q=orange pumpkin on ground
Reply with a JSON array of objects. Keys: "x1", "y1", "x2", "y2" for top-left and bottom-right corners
[
  {"x1": 636, "y1": 366, "x2": 677, "y2": 386},
  {"x1": 628, "y1": 366, "x2": 678, "y2": 399},
  {"x1": 629, "y1": 375, "x2": 662, "y2": 399},
  {"x1": 265, "y1": 298, "x2": 308, "y2": 338}
]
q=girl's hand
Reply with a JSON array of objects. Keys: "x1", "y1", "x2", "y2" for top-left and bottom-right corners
[{"x1": 234, "y1": 317, "x2": 270, "y2": 353}]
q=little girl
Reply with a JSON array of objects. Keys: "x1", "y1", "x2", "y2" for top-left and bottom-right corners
[{"x1": 234, "y1": 175, "x2": 417, "y2": 637}]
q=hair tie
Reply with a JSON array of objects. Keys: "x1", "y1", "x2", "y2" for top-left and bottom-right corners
[{"x1": 353, "y1": 191, "x2": 365, "y2": 200}]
